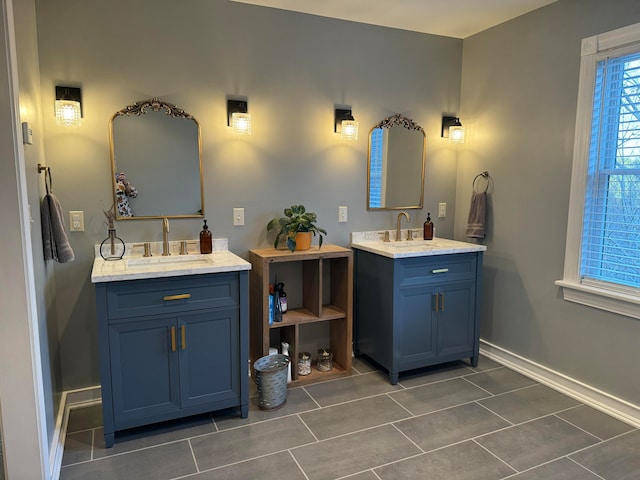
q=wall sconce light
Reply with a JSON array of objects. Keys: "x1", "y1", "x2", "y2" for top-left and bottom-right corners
[
  {"x1": 335, "y1": 107, "x2": 359, "y2": 141},
  {"x1": 227, "y1": 98, "x2": 251, "y2": 135},
  {"x1": 55, "y1": 86, "x2": 82, "y2": 127},
  {"x1": 442, "y1": 116, "x2": 464, "y2": 143}
]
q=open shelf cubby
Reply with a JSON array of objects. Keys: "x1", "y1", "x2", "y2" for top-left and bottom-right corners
[{"x1": 249, "y1": 245, "x2": 353, "y2": 387}]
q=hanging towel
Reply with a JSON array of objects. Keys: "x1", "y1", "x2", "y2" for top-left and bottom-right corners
[
  {"x1": 41, "y1": 192, "x2": 75, "y2": 263},
  {"x1": 465, "y1": 191, "x2": 487, "y2": 239}
]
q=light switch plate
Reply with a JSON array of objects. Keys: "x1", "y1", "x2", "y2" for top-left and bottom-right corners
[
  {"x1": 438, "y1": 203, "x2": 447, "y2": 218},
  {"x1": 69, "y1": 210, "x2": 84, "y2": 232},
  {"x1": 338, "y1": 206, "x2": 348, "y2": 223},
  {"x1": 233, "y1": 207, "x2": 245, "y2": 226}
]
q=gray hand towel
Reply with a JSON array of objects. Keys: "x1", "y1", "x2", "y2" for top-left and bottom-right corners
[
  {"x1": 41, "y1": 192, "x2": 75, "y2": 263},
  {"x1": 465, "y1": 191, "x2": 487, "y2": 239}
]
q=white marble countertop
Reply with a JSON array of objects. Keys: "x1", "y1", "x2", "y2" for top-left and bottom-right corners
[
  {"x1": 91, "y1": 239, "x2": 251, "y2": 283},
  {"x1": 350, "y1": 230, "x2": 486, "y2": 259}
]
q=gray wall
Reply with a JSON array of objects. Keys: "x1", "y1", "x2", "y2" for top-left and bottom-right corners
[
  {"x1": 34, "y1": 0, "x2": 461, "y2": 389},
  {"x1": 457, "y1": 0, "x2": 640, "y2": 406}
]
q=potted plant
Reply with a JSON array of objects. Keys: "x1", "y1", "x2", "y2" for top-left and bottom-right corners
[{"x1": 267, "y1": 204, "x2": 327, "y2": 252}]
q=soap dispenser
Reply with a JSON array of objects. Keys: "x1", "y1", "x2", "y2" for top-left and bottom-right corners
[
  {"x1": 200, "y1": 219, "x2": 212, "y2": 254},
  {"x1": 423, "y1": 213, "x2": 434, "y2": 240}
]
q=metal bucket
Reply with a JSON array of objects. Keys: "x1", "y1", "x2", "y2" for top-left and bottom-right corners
[{"x1": 253, "y1": 354, "x2": 289, "y2": 411}]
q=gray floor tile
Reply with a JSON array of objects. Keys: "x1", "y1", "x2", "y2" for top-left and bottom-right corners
[
  {"x1": 93, "y1": 414, "x2": 216, "y2": 459},
  {"x1": 464, "y1": 367, "x2": 538, "y2": 395},
  {"x1": 351, "y1": 356, "x2": 377, "y2": 374},
  {"x1": 214, "y1": 387, "x2": 319, "y2": 430},
  {"x1": 191, "y1": 415, "x2": 315, "y2": 471},
  {"x1": 60, "y1": 440, "x2": 196, "y2": 480},
  {"x1": 303, "y1": 371, "x2": 401, "y2": 407},
  {"x1": 390, "y1": 377, "x2": 490, "y2": 415},
  {"x1": 395, "y1": 402, "x2": 510, "y2": 452},
  {"x1": 509, "y1": 457, "x2": 601, "y2": 479},
  {"x1": 292, "y1": 424, "x2": 420, "y2": 480},
  {"x1": 67, "y1": 403, "x2": 103, "y2": 433},
  {"x1": 341, "y1": 471, "x2": 379, "y2": 480},
  {"x1": 476, "y1": 415, "x2": 599, "y2": 472},
  {"x1": 62, "y1": 430, "x2": 93, "y2": 466},
  {"x1": 184, "y1": 451, "x2": 306, "y2": 480},
  {"x1": 557, "y1": 405, "x2": 636, "y2": 440},
  {"x1": 397, "y1": 361, "x2": 473, "y2": 388},
  {"x1": 479, "y1": 384, "x2": 579, "y2": 424},
  {"x1": 570, "y1": 429, "x2": 640, "y2": 479},
  {"x1": 300, "y1": 394, "x2": 411, "y2": 440},
  {"x1": 375, "y1": 440, "x2": 515, "y2": 480},
  {"x1": 469, "y1": 355, "x2": 503, "y2": 372}
]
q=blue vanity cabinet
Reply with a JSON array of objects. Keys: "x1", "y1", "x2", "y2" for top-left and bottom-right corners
[
  {"x1": 95, "y1": 272, "x2": 249, "y2": 448},
  {"x1": 354, "y1": 249, "x2": 482, "y2": 384}
]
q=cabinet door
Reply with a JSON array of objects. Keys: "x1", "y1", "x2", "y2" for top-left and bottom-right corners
[
  {"x1": 436, "y1": 280, "x2": 476, "y2": 359},
  {"x1": 396, "y1": 283, "x2": 438, "y2": 369},
  {"x1": 178, "y1": 308, "x2": 240, "y2": 408},
  {"x1": 109, "y1": 317, "x2": 180, "y2": 423}
]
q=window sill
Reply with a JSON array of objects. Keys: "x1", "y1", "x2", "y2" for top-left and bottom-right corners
[{"x1": 555, "y1": 280, "x2": 640, "y2": 320}]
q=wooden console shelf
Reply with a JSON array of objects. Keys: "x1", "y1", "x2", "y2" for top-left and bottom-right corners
[{"x1": 249, "y1": 245, "x2": 353, "y2": 387}]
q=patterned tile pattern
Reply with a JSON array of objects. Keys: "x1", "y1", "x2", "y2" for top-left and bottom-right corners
[{"x1": 60, "y1": 357, "x2": 640, "y2": 480}]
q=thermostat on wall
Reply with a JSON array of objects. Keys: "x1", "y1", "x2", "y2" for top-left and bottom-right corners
[{"x1": 22, "y1": 122, "x2": 33, "y2": 145}]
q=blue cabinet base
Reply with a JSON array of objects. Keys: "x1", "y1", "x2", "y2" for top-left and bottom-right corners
[
  {"x1": 95, "y1": 272, "x2": 249, "y2": 447},
  {"x1": 354, "y1": 250, "x2": 483, "y2": 385}
]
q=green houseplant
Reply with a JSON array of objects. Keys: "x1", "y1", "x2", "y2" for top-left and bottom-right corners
[{"x1": 267, "y1": 204, "x2": 327, "y2": 252}]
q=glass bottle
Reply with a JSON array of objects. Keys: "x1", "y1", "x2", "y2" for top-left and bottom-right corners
[
  {"x1": 200, "y1": 219, "x2": 212, "y2": 254},
  {"x1": 423, "y1": 213, "x2": 434, "y2": 240}
]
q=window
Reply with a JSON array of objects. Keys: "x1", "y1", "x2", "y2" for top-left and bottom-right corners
[{"x1": 557, "y1": 22, "x2": 640, "y2": 319}]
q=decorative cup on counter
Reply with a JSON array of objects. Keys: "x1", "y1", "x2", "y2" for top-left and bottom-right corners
[
  {"x1": 298, "y1": 352, "x2": 311, "y2": 376},
  {"x1": 316, "y1": 348, "x2": 333, "y2": 372}
]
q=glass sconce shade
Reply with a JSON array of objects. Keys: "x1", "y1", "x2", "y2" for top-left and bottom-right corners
[
  {"x1": 55, "y1": 99, "x2": 82, "y2": 126},
  {"x1": 441, "y1": 116, "x2": 464, "y2": 144},
  {"x1": 341, "y1": 120, "x2": 359, "y2": 141},
  {"x1": 232, "y1": 112, "x2": 252, "y2": 135},
  {"x1": 449, "y1": 124, "x2": 465, "y2": 143}
]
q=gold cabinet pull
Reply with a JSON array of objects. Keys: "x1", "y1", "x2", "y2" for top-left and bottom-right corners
[
  {"x1": 181, "y1": 325, "x2": 186, "y2": 350},
  {"x1": 440, "y1": 293, "x2": 445, "y2": 312},
  {"x1": 434, "y1": 293, "x2": 439, "y2": 312},
  {"x1": 432, "y1": 268, "x2": 449, "y2": 274},
  {"x1": 163, "y1": 293, "x2": 191, "y2": 301},
  {"x1": 171, "y1": 326, "x2": 176, "y2": 352}
]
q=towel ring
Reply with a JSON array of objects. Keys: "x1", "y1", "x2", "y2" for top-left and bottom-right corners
[{"x1": 472, "y1": 171, "x2": 490, "y2": 193}]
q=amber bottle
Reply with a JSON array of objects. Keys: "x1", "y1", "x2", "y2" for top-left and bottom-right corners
[
  {"x1": 200, "y1": 219, "x2": 212, "y2": 254},
  {"x1": 423, "y1": 213, "x2": 434, "y2": 240}
]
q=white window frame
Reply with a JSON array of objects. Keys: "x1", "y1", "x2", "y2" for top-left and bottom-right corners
[{"x1": 556, "y1": 22, "x2": 640, "y2": 320}]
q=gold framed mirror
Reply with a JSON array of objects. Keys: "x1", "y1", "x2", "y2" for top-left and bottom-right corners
[
  {"x1": 367, "y1": 114, "x2": 426, "y2": 210},
  {"x1": 109, "y1": 98, "x2": 204, "y2": 220}
]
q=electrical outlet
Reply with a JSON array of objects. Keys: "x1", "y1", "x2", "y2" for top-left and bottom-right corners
[
  {"x1": 233, "y1": 207, "x2": 245, "y2": 226},
  {"x1": 438, "y1": 202, "x2": 447, "y2": 218},
  {"x1": 69, "y1": 210, "x2": 84, "y2": 232},
  {"x1": 338, "y1": 206, "x2": 348, "y2": 223}
]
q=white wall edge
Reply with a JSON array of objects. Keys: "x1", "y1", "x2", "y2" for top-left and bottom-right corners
[
  {"x1": 49, "y1": 386, "x2": 101, "y2": 480},
  {"x1": 480, "y1": 339, "x2": 640, "y2": 429}
]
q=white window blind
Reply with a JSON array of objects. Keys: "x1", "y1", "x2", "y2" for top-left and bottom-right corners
[{"x1": 581, "y1": 51, "x2": 640, "y2": 291}]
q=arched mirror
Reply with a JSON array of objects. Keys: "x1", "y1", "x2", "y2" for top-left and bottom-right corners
[
  {"x1": 367, "y1": 114, "x2": 426, "y2": 210},
  {"x1": 109, "y1": 98, "x2": 204, "y2": 220}
]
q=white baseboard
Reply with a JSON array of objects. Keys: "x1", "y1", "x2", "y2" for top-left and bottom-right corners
[
  {"x1": 49, "y1": 386, "x2": 101, "y2": 480},
  {"x1": 480, "y1": 339, "x2": 640, "y2": 429}
]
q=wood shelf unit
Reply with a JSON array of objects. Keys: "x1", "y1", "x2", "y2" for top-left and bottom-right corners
[{"x1": 249, "y1": 245, "x2": 353, "y2": 387}]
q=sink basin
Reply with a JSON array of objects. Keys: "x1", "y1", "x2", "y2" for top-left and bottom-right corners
[
  {"x1": 126, "y1": 254, "x2": 215, "y2": 269},
  {"x1": 385, "y1": 240, "x2": 438, "y2": 247}
]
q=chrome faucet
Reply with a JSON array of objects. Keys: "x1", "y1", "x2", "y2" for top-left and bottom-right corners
[
  {"x1": 162, "y1": 217, "x2": 170, "y2": 256},
  {"x1": 396, "y1": 211, "x2": 410, "y2": 241}
]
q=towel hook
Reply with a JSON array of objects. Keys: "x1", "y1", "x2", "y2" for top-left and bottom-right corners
[
  {"x1": 38, "y1": 163, "x2": 53, "y2": 193},
  {"x1": 472, "y1": 171, "x2": 490, "y2": 193}
]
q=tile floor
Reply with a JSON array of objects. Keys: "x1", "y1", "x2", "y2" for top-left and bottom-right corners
[{"x1": 60, "y1": 356, "x2": 640, "y2": 479}]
